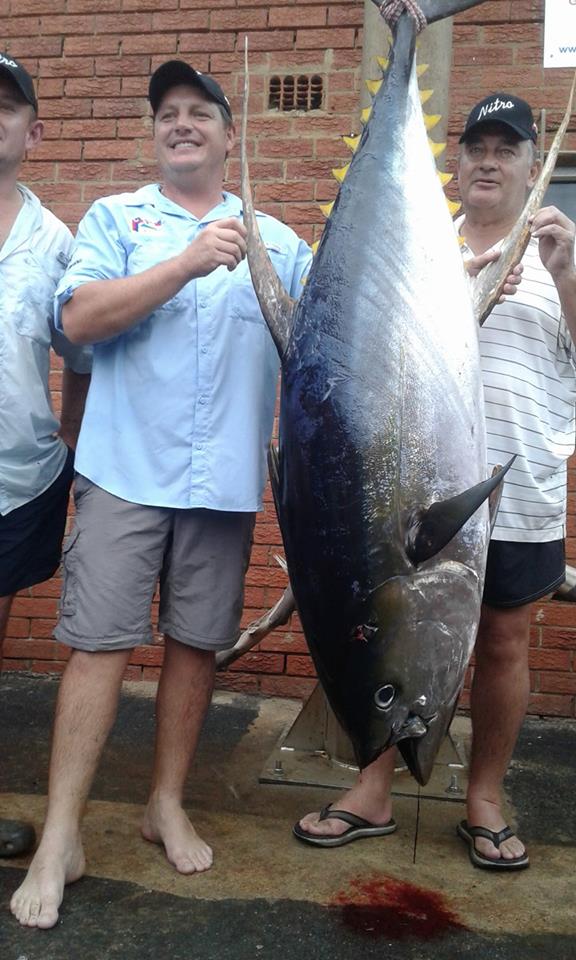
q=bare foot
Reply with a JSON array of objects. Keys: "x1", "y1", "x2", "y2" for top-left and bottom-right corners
[
  {"x1": 298, "y1": 781, "x2": 394, "y2": 840},
  {"x1": 10, "y1": 833, "x2": 85, "y2": 929},
  {"x1": 466, "y1": 797, "x2": 526, "y2": 862},
  {"x1": 141, "y1": 797, "x2": 213, "y2": 874}
]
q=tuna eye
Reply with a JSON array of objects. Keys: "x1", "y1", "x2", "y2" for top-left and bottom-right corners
[{"x1": 374, "y1": 685, "x2": 396, "y2": 711}]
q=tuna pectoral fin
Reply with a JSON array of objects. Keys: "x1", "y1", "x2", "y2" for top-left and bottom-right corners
[
  {"x1": 267, "y1": 445, "x2": 282, "y2": 517},
  {"x1": 406, "y1": 457, "x2": 515, "y2": 566},
  {"x1": 488, "y1": 464, "x2": 507, "y2": 533},
  {"x1": 241, "y1": 40, "x2": 296, "y2": 357}
]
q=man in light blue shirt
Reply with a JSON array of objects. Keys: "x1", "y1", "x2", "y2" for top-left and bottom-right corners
[
  {"x1": 0, "y1": 56, "x2": 91, "y2": 863},
  {"x1": 11, "y1": 60, "x2": 311, "y2": 929}
]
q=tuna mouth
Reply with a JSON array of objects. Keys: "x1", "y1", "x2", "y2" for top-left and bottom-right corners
[
  {"x1": 396, "y1": 712, "x2": 443, "y2": 786},
  {"x1": 394, "y1": 713, "x2": 435, "y2": 740}
]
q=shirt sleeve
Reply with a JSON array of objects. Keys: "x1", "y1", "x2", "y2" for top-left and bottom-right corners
[
  {"x1": 48, "y1": 221, "x2": 93, "y2": 373},
  {"x1": 288, "y1": 237, "x2": 314, "y2": 298},
  {"x1": 557, "y1": 312, "x2": 576, "y2": 370},
  {"x1": 54, "y1": 198, "x2": 128, "y2": 332}
]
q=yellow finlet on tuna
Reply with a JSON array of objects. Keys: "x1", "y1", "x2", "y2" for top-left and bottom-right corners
[
  {"x1": 361, "y1": 106, "x2": 372, "y2": 125},
  {"x1": 428, "y1": 139, "x2": 446, "y2": 158},
  {"x1": 343, "y1": 135, "x2": 361, "y2": 153},
  {"x1": 420, "y1": 89, "x2": 433, "y2": 106},
  {"x1": 366, "y1": 78, "x2": 383, "y2": 97},
  {"x1": 319, "y1": 201, "x2": 335, "y2": 217},
  {"x1": 424, "y1": 113, "x2": 441, "y2": 132},
  {"x1": 332, "y1": 163, "x2": 350, "y2": 183}
]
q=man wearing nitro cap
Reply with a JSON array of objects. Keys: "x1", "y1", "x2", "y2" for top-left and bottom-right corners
[
  {"x1": 296, "y1": 92, "x2": 576, "y2": 873},
  {"x1": 0, "y1": 56, "x2": 91, "y2": 861},
  {"x1": 11, "y1": 60, "x2": 311, "y2": 928}
]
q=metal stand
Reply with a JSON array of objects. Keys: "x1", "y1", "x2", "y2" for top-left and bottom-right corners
[{"x1": 260, "y1": 683, "x2": 468, "y2": 801}]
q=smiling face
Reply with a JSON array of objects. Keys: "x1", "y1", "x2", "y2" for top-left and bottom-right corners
[
  {"x1": 153, "y1": 83, "x2": 235, "y2": 186},
  {"x1": 457, "y1": 123, "x2": 539, "y2": 224},
  {"x1": 0, "y1": 75, "x2": 42, "y2": 174}
]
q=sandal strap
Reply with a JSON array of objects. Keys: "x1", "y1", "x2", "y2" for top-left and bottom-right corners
[
  {"x1": 467, "y1": 823, "x2": 515, "y2": 848},
  {"x1": 319, "y1": 806, "x2": 372, "y2": 829}
]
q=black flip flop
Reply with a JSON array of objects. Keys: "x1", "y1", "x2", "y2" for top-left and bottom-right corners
[
  {"x1": 293, "y1": 805, "x2": 397, "y2": 847},
  {"x1": 457, "y1": 819, "x2": 529, "y2": 870}
]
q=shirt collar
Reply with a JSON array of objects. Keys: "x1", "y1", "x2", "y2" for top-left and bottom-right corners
[
  {"x1": 455, "y1": 213, "x2": 537, "y2": 257},
  {"x1": 0, "y1": 184, "x2": 43, "y2": 263},
  {"x1": 141, "y1": 184, "x2": 241, "y2": 223}
]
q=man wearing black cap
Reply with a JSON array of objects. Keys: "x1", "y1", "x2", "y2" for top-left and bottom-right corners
[
  {"x1": 295, "y1": 92, "x2": 576, "y2": 873},
  {"x1": 10, "y1": 61, "x2": 311, "y2": 928},
  {"x1": 453, "y1": 91, "x2": 576, "y2": 869},
  {"x1": 0, "y1": 55, "x2": 91, "y2": 861}
]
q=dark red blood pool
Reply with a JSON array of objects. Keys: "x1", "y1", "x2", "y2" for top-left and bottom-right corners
[{"x1": 329, "y1": 874, "x2": 466, "y2": 940}]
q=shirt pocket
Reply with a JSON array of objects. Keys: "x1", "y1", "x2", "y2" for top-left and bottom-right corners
[
  {"x1": 231, "y1": 245, "x2": 289, "y2": 326},
  {"x1": 13, "y1": 251, "x2": 58, "y2": 345},
  {"x1": 128, "y1": 238, "x2": 184, "y2": 313}
]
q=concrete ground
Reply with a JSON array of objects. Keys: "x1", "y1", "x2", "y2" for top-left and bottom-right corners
[{"x1": 0, "y1": 673, "x2": 574, "y2": 960}]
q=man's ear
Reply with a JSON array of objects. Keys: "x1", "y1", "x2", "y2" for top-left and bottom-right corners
[
  {"x1": 25, "y1": 118, "x2": 44, "y2": 152},
  {"x1": 225, "y1": 121, "x2": 236, "y2": 159},
  {"x1": 527, "y1": 154, "x2": 541, "y2": 190}
]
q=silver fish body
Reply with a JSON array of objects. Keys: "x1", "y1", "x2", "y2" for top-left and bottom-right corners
[{"x1": 272, "y1": 16, "x2": 488, "y2": 784}]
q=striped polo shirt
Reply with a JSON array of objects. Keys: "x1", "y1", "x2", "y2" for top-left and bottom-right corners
[{"x1": 458, "y1": 219, "x2": 576, "y2": 542}]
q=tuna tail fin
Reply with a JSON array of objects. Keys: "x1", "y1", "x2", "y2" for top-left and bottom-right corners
[
  {"x1": 473, "y1": 70, "x2": 576, "y2": 327},
  {"x1": 406, "y1": 457, "x2": 515, "y2": 566},
  {"x1": 241, "y1": 38, "x2": 296, "y2": 358},
  {"x1": 372, "y1": 0, "x2": 488, "y2": 24}
]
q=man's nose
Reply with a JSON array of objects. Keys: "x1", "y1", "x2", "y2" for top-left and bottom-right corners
[{"x1": 174, "y1": 116, "x2": 194, "y2": 132}]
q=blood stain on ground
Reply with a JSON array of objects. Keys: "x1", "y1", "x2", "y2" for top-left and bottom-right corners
[{"x1": 329, "y1": 873, "x2": 466, "y2": 940}]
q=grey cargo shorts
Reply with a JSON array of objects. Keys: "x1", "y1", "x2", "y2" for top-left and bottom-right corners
[{"x1": 54, "y1": 475, "x2": 255, "y2": 653}]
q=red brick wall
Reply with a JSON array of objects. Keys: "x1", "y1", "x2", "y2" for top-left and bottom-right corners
[{"x1": 3, "y1": 0, "x2": 576, "y2": 718}]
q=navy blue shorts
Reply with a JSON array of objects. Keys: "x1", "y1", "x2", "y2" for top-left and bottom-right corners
[
  {"x1": 0, "y1": 449, "x2": 74, "y2": 597},
  {"x1": 482, "y1": 539, "x2": 566, "y2": 609}
]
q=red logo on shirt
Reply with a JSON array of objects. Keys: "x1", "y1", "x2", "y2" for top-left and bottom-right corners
[{"x1": 131, "y1": 217, "x2": 162, "y2": 233}]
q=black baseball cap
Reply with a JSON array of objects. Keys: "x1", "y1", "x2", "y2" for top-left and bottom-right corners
[
  {"x1": 0, "y1": 52, "x2": 37, "y2": 111},
  {"x1": 148, "y1": 60, "x2": 232, "y2": 119},
  {"x1": 459, "y1": 92, "x2": 538, "y2": 144}
]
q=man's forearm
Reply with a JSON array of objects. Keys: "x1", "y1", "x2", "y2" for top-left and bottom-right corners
[
  {"x1": 59, "y1": 370, "x2": 91, "y2": 450},
  {"x1": 61, "y1": 253, "x2": 193, "y2": 346}
]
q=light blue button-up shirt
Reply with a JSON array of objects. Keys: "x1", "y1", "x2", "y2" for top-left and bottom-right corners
[
  {"x1": 0, "y1": 185, "x2": 92, "y2": 516},
  {"x1": 55, "y1": 186, "x2": 311, "y2": 511}
]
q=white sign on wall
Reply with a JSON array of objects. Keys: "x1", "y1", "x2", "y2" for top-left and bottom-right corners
[{"x1": 544, "y1": 0, "x2": 576, "y2": 68}]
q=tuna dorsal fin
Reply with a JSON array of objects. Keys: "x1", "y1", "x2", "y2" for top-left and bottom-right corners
[
  {"x1": 240, "y1": 40, "x2": 296, "y2": 358},
  {"x1": 406, "y1": 457, "x2": 515, "y2": 566},
  {"x1": 473, "y1": 70, "x2": 576, "y2": 327}
]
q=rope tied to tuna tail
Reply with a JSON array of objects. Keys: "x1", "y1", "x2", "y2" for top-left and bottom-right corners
[{"x1": 379, "y1": 0, "x2": 427, "y2": 32}]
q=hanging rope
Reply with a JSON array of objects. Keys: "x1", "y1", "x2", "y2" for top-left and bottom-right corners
[{"x1": 379, "y1": 0, "x2": 427, "y2": 33}]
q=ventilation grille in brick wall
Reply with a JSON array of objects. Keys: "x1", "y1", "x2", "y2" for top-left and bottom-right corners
[{"x1": 268, "y1": 75, "x2": 323, "y2": 112}]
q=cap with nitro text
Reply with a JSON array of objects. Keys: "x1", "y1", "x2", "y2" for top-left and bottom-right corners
[
  {"x1": 0, "y1": 52, "x2": 37, "y2": 111},
  {"x1": 148, "y1": 60, "x2": 232, "y2": 119},
  {"x1": 459, "y1": 92, "x2": 538, "y2": 144}
]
